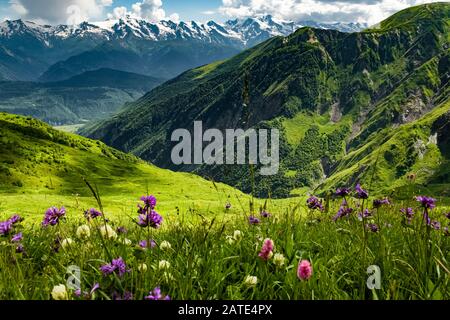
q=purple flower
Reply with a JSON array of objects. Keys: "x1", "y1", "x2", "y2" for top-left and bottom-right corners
[
  {"x1": 355, "y1": 184, "x2": 369, "y2": 199},
  {"x1": 42, "y1": 207, "x2": 66, "y2": 227},
  {"x1": 416, "y1": 196, "x2": 436, "y2": 210},
  {"x1": 145, "y1": 287, "x2": 170, "y2": 301},
  {"x1": 260, "y1": 211, "x2": 272, "y2": 218},
  {"x1": 117, "y1": 226, "x2": 128, "y2": 234},
  {"x1": 0, "y1": 220, "x2": 13, "y2": 236},
  {"x1": 249, "y1": 216, "x2": 261, "y2": 225},
  {"x1": 137, "y1": 210, "x2": 163, "y2": 229},
  {"x1": 11, "y1": 232, "x2": 22, "y2": 242},
  {"x1": 15, "y1": 244, "x2": 24, "y2": 253},
  {"x1": 84, "y1": 208, "x2": 102, "y2": 220},
  {"x1": 430, "y1": 221, "x2": 441, "y2": 230},
  {"x1": 358, "y1": 209, "x2": 372, "y2": 220},
  {"x1": 141, "y1": 195, "x2": 157, "y2": 209},
  {"x1": 8, "y1": 215, "x2": 22, "y2": 224},
  {"x1": 373, "y1": 198, "x2": 390, "y2": 208},
  {"x1": 74, "y1": 289, "x2": 82, "y2": 297},
  {"x1": 113, "y1": 291, "x2": 134, "y2": 300},
  {"x1": 75, "y1": 283, "x2": 100, "y2": 299},
  {"x1": 335, "y1": 188, "x2": 351, "y2": 197},
  {"x1": 306, "y1": 196, "x2": 324, "y2": 211},
  {"x1": 139, "y1": 239, "x2": 156, "y2": 249},
  {"x1": 401, "y1": 208, "x2": 414, "y2": 224},
  {"x1": 366, "y1": 223, "x2": 379, "y2": 233},
  {"x1": 333, "y1": 204, "x2": 354, "y2": 222},
  {"x1": 100, "y1": 257, "x2": 129, "y2": 277}
]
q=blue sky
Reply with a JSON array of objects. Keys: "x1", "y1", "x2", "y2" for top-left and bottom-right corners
[{"x1": 0, "y1": 0, "x2": 445, "y2": 25}]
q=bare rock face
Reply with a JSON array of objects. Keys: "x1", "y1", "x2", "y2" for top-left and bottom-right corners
[{"x1": 432, "y1": 111, "x2": 450, "y2": 158}]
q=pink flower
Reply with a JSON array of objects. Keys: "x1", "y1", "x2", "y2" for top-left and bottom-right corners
[
  {"x1": 258, "y1": 238, "x2": 274, "y2": 261},
  {"x1": 297, "y1": 260, "x2": 313, "y2": 280}
]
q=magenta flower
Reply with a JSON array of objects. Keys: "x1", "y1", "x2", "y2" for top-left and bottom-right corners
[
  {"x1": 355, "y1": 183, "x2": 369, "y2": 199},
  {"x1": 145, "y1": 287, "x2": 170, "y2": 300},
  {"x1": 258, "y1": 238, "x2": 274, "y2": 261},
  {"x1": 84, "y1": 208, "x2": 102, "y2": 220},
  {"x1": 297, "y1": 260, "x2": 313, "y2": 281},
  {"x1": 42, "y1": 207, "x2": 66, "y2": 227},
  {"x1": 100, "y1": 257, "x2": 129, "y2": 277},
  {"x1": 306, "y1": 196, "x2": 324, "y2": 211}
]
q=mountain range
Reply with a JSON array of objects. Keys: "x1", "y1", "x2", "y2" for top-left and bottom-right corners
[
  {"x1": 0, "y1": 16, "x2": 367, "y2": 82},
  {"x1": 83, "y1": 2, "x2": 450, "y2": 198}
]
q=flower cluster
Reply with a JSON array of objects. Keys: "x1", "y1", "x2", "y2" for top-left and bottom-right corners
[
  {"x1": 355, "y1": 183, "x2": 369, "y2": 199},
  {"x1": 258, "y1": 238, "x2": 274, "y2": 261},
  {"x1": 373, "y1": 198, "x2": 390, "y2": 208},
  {"x1": 306, "y1": 196, "x2": 324, "y2": 211},
  {"x1": 401, "y1": 207, "x2": 414, "y2": 224},
  {"x1": 0, "y1": 214, "x2": 21, "y2": 236},
  {"x1": 42, "y1": 207, "x2": 66, "y2": 227},
  {"x1": 100, "y1": 257, "x2": 130, "y2": 277},
  {"x1": 137, "y1": 195, "x2": 163, "y2": 229},
  {"x1": 145, "y1": 287, "x2": 170, "y2": 300},
  {"x1": 249, "y1": 216, "x2": 261, "y2": 225},
  {"x1": 333, "y1": 200, "x2": 354, "y2": 222},
  {"x1": 297, "y1": 260, "x2": 313, "y2": 281},
  {"x1": 84, "y1": 208, "x2": 102, "y2": 220}
]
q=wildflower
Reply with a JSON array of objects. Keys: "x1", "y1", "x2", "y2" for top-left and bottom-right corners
[
  {"x1": 145, "y1": 287, "x2": 170, "y2": 300},
  {"x1": 258, "y1": 238, "x2": 274, "y2": 261},
  {"x1": 355, "y1": 183, "x2": 369, "y2": 199},
  {"x1": 141, "y1": 195, "x2": 157, "y2": 209},
  {"x1": 335, "y1": 187, "x2": 351, "y2": 197},
  {"x1": 333, "y1": 205, "x2": 353, "y2": 222},
  {"x1": 16, "y1": 244, "x2": 24, "y2": 253},
  {"x1": 61, "y1": 238, "x2": 74, "y2": 249},
  {"x1": 297, "y1": 260, "x2": 313, "y2": 281},
  {"x1": 416, "y1": 196, "x2": 436, "y2": 209},
  {"x1": 42, "y1": 207, "x2": 66, "y2": 227},
  {"x1": 100, "y1": 257, "x2": 129, "y2": 277},
  {"x1": 8, "y1": 215, "x2": 22, "y2": 224},
  {"x1": 84, "y1": 208, "x2": 102, "y2": 220},
  {"x1": 99, "y1": 224, "x2": 117, "y2": 240},
  {"x1": 160, "y1": 240, "x2": 172, "y2": 250},
  {"x1": 357, "y1": 209, "x2": 372, "y2": 221},
  {"x1": 117, "y1": 226, "x2": 128, "y2": 234},
  {"x1": 373, "y1": 198, "x2": 390, "y2": 208},
  {"x1": 249, "y1": 216, "x2": 261, "y2": 225},
  {"x1": 158, "y1": 260, "x2": 171, "y2": 270},
  {"x1": 431, "y1": 221, "x2": 441, "y2": 230},
  {"x1": 401, "y1": 208, "x2": 414, "y2": 224},
  {"x1": 113, "y1": 291, "x2": 134, "y2": 300},
  {"x1": 139, "y1": 239, "x2": 156, "y2": 250},
  {"x1": 233, "y1": 230, "x2": 243, "y2": 241},
  {"x1": 51, "y1": 284, "x2": 68, "y2": 300},
  {"x1": 306, "y1": 196, "x2": 324, "y2": 211},
  {"x1": 138, "y1": 263, "x2": 148, "y2": 273},
  {"x1": 244, "y1": 275, "x2": 258, "y2": 287},
  {"x1": 0, "y1": 220, "x2": 13, "y2": 236},
  {"x1": 260, "y1": 211, "x2": 272, "y2": 218},
  {"x1": 75, "y1": 283, "x2": 100, "y2": 300},
  {"x1": 366, "y1": 223, "x2": 379, "y2": 233},
  {"x1": 226, "y1": 235, "x2": 235, "y2": 245},
  {"x1": 273, "y1": 253, "x2": 286, "y2": 268},
  {"x1": 76, "y1": 225, "x2": 91, "y2": 239},
  {"x1": 138, "y1": 210, "x2": 163, "y2": 229}
]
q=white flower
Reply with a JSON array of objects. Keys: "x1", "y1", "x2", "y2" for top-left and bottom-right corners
[
  {"x1": 138, "y1": 263, "x2": 148, "y2": 272},
  {"x1": 76, "y1": 225, "x2": 91, "y2": 239},
  {"x1": 61, "y1": 238, "x2": 74, "y2": 249},
  {"x1": 99, "y1": 224, "x2": 117, "y2": 240},
  {"x1": 160, "y1": 240, "x2": 172, "y2": 250},
  {"x1": 51, "y1": 284, "x2": 68, "y2": 300},
  {"x1": 244, "y1": 275, "x2": 258, "y2": 287},
  {"x1": 226, "y1": 235, "x2": 235, "y2": 245},
  {"x1": 273, "y1": 253, "x2": 286, "y2": 267},
  {"x1": 121, "y1": 238, "x2": 132, "y2": 246},
  {"x1": 158, "y1": 260, "x2": 171, "y2": 270},
  {"x1": 233, "y1": 230, "x2": 243, "y2": 241}
]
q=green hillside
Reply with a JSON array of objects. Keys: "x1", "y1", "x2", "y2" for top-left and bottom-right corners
[
  {"x1": 0, "y1": 69, "x2": 164, "y2": 125},
  {"x1": 85, "y1": 3, "x2": 450, "y2": 198},
  {"x1": 0, "y1": 112, "x2": 252, "y2": 219}
]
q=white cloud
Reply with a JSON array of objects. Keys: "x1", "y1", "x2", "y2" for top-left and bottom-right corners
[
  {"x1": 219, "y1": 0, "x2": 445, "y2": 25},
  {"x1": 10, "y1": 0, "x2": 113, "y2": 24},
  {"x1": 106, "y1": 0, "x2": 179, "y2": 22},
  {"x1": 201, "y1": 10, "x2": 217, "y2": 15}
]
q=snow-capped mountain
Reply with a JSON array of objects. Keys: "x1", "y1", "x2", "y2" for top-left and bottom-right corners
[{"x1": 0, "y1": 15, "x2": 367, "y2": 48}]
